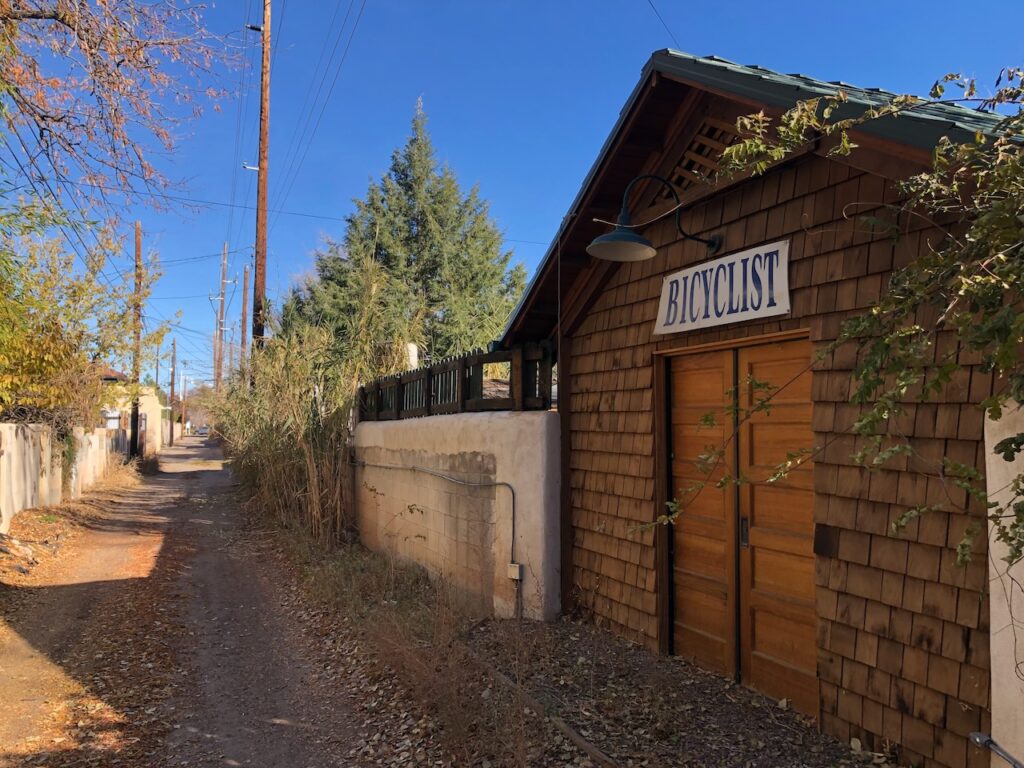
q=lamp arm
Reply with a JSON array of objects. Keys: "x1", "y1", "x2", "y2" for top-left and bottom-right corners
[
  {"x1": 617, "y1": 174, "x2": 721, "y2": 254},
  {"x1": 674, "y1": 205, "x2": 722, "y2": 253},
  {"x1": 616, "y1": 174, "x2": 679, "y2": 224}
]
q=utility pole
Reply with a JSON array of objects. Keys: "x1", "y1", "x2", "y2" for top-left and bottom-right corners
[
  {"x1": 181, "y1": 373, "x2": 189, "y2": 436},
  {"x1": 155, "y1": 339, "x2": 160, "y2": 389},
  {"x1": 215, "y1": 241, "x2": 228, "y2": 391},
  {"x1": 169, "y1": 338, "x2": 176, "y2": 447},
  {"x1": 252, "y1": 0, "x2": 270, "y2": 346},
  {"x1": 129, "y1": 221, "x2": 143, "y2": 460},
  {"x1": 240, "y1": 264, "x2": 250, "y2": 365}
]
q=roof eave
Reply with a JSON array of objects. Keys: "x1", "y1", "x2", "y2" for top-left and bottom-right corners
[{"x1": 500, "y1": 56, "x2": 662, "y2": 344}]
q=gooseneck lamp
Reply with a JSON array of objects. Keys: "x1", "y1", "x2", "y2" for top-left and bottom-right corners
[{"x1": 586, "y1": 173, "x2": 722, "y2": 262}]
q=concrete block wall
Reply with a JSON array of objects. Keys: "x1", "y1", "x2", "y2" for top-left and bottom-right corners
[
  {"x1": 353, "y1": 411, "x2": 560, "y2": 621},
  {"x1": 0, "y1": 424, "x2": 126, "y2": 533}
]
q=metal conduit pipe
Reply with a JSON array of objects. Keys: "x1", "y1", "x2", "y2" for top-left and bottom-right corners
[
  {"x1": 350, "y1": 458, "x2": 522, "y2": 618},
  {"x1": 970, "y1": 733, "x2": 1024, "y2": 768}
]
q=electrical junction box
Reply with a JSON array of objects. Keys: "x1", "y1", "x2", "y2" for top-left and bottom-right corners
[{"x1": 507, "y1": 562, "x2": 523, "y2": 581}]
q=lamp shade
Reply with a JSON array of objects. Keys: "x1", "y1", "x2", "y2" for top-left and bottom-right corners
[{"x1": 586, "y1": 225, "x2": 657, "y2": 262}]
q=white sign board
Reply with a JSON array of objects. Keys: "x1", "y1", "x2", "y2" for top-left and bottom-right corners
[{"x1": 653, "y1": 240, "x2": 791, "y2": 335}]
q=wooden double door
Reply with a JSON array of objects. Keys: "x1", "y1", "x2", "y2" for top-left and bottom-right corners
[{"x1": 668, "y1": 337, "x2": 818, "y2": 715}]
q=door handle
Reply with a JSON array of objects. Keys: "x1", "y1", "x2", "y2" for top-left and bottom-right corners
[{"x1": 739, "y1": 516, "x2": 750, "y2": 548}]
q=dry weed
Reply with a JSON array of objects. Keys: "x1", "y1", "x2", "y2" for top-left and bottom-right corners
[
  {"x1": 273, "y1": 522, "x2": 583, "y2": 766},
  {"x1": 136, "y1": 454, "x2": 161, "y2": 475},
  {"x1": 95, "y1": 458, "x2": 142, "y2": 489}
]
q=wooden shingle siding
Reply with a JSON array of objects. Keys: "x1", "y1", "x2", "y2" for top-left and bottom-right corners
[{"x1": 567, "y1": 150, "x2": 991, "y2": 767}]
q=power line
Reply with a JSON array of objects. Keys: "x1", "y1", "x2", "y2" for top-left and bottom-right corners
[
  {"x1": 270, "y1": 0, "x2": 288, "y2": 70},
  {"x1": 162, "y1": 248, "x2": 249, "y2": 265},
  {"x1": 271, "y1": 0, "x2": 367, "y2": 233},
  {"x1": 225, "y1": 270, "x2": 239, "y2": 315},
  {"x1": 71, "y1": 181, "x2": 348, "y2": 221},
  {"x1": 0, "y1": 134, "x2": 126, "y2": 294},
  {"x1": 15, "y1": 128, "x2": 133, "y2": 286},
  {"x1": 225, "y1": 7, "x2": 256, "y2": 250},
  {"x1": 269, "y1": 0, "x2": 353, "y2": 235},
  {"x1": 645, "y1": 0, "x2": 682, "y2": 49}
]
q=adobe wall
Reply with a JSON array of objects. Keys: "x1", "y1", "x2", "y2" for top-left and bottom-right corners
[
  {"x1": 353, "y1": 411, "x2": 560, "y2": 621},
  {"x1": 0, "y1": 424, "x2": 126, "y2": 533}
]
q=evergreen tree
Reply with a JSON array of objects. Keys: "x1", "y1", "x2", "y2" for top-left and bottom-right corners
[{"x1": 298, "y1": 102, "x2": 526, "y2": 363}]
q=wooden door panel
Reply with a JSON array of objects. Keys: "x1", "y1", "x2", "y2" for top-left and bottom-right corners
[
  {"x1": 749, "y1": 605, "x2": 818, "y2": 668},
  {"x1": 747, "y1": 485, "x2": 815, "y2": 532},
  {"x1": 737, "y1": 339, "x2": 818, "y2": 716},
  {"x1": 748, "y1": 526, "x2": 814, "y2": 557},
  {"x1": 669, "y1": 338, "x2": 818, "y2": 717},
  {"x1": 745, "y1": 419, "x2": 814, "y2": 479},
  {"x1": 747, "y1": 641, "x2": 820, "y2": 715},
  {"x1": 670, "y1": 350, "x2": 736, "y2": 677},
  {"x1": 749, "y1": 547, "x2": 816, "y2": 602},
  {"x1": 675, "y1": 528, "x2": 728, "y2": 580}
]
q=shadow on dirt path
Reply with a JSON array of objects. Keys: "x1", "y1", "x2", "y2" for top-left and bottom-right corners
[{"x1": 0, "y1": 437, "x2": 356, "y2": 767}]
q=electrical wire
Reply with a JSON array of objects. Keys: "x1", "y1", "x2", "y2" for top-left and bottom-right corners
[
  {"x1": 268, "y1": 0, "x2": 354, "y2": 236},
  {"x1": 0, "y1": 134, "x2": 125, "y2": 294},
  {"x1": 163, "y1": 248, "x2": 249, "y2": 265},
  {"x1": 351, "y1": 458, "x2": 522, "y2": 617},
  {"x1": 645, "y1": 0, "x2": 682, "y2": 49},
  {"x1": 592, "y1": 198, "x2": 687, "y2": 230},
  {"x1": 271, "y1": 0, "x2": 367, "y2": 234},
  {"x1": 68, "y1": 181, "x2": 348, "y2": 221},
  {"x1": 228, "y1": 1, "x2": 259, "y2": 261},
  {"x1": 225, "y1": 6, "x2": 256, "y2": 249},
  {"x1": 270, "y1": 0, "x2": 287, "y2": 71}
]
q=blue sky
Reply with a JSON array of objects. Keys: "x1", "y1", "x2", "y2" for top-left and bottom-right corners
[{"x1": 133, "y1": 0, "x2": 1021, "y2": 385}]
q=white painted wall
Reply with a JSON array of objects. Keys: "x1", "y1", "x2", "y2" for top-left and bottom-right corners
[
  {"x1": 0, "y1": 424, "x2": 127, "y2": 534},
  {"x1": 354, "y1": 411, "x2": 560, "y2": 621},
  {"x1": 985, "y1": 404, "x2": 1024, "y2": 767}
]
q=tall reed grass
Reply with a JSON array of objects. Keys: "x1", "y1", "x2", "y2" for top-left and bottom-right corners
[{"x1": 215, "y1": 325, "x2": 357, "y2": 543}]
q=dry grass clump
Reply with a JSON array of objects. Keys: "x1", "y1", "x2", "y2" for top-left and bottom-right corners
[
  {"x1": 136, "y1": 454, "x2": 160, "y2": 476},
  {"x1": 274, "y1": 522, "x2": 561, "y2": 766},
  {"x1": 97, "y1": 456, "x2": 142, "y2": 488}
]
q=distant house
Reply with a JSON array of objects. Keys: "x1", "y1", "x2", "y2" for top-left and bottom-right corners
[
  {"x1": 500, "y1": 51, "x2": 1006, "y2": 768},
  {"x1": 97, "y1": 365, "x2": 128, "y2": 384},
  {"x1": 98, "y1": 367, "x2": 164, "y2": 457},
  {"x1": 98, "y1": 366, "x2": 128, "y2": 431}
]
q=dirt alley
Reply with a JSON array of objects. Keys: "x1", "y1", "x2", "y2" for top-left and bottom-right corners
[{"x1": 0, "y1": 438, "x2": 360, "y2": 767}]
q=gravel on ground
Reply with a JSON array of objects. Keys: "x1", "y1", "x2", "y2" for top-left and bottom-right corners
[{"x1": 467, "y1": 618, "x2": 894, "y2": 768}]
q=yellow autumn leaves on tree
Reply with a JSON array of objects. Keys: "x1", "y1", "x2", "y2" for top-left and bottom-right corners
[{"x1": 0, "y1": 231, "x2": 164, "y2": 429}]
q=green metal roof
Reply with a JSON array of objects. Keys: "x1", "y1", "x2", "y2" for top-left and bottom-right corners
[
  {"x1": 501, "y1": 50, "x2": 1002, "y2": 345},
  {"x1": 653, "y1": 50, "x2": 1001, "y2": 148}
]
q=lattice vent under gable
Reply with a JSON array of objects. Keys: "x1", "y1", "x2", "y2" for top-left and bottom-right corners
[{"x1": 652, "y1": 117, "x2": 739, "y2": 204}]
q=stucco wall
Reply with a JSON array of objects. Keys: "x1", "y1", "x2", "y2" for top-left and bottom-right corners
[
  {"x1": 0, "y1": 424, "x2": 126, "y2": 534},
  {"x1": 106, "y1": 386, "x2": 164, "y2": 456},
  {"x1": 353, "y1": 411, "x2": 560, "y2": 621},
  {"x1": 985, "y1": 405, "x2": 1024, "y2": 767},
  {"x1": 140, "y1": 392, "x2": 163, "y2": 456}
]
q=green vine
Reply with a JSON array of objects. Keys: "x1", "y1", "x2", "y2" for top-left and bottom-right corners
[{"x1": 60, "y1": 430, "x2": 77, "y2": 492}]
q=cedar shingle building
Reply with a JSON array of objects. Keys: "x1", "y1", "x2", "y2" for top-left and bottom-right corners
[{"x1": 502, "y1": 51, "x2": 1004, "y2": 768}]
